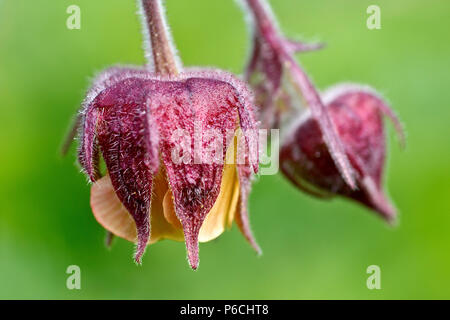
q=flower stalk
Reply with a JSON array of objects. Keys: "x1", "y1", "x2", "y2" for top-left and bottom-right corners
[{"x1": 141, "y1": 0, "x2": 179, "y2": 75}]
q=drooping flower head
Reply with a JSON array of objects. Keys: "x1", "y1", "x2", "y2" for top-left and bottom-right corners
[
  {"x1": 239, "y1": 0, "x2": 357, "y2": 190},
  {"x1": 280, "y1": 84, "x2": 405, "y2": 222},
  {"x1": 69, "y1": 0, "x2": 261, "y2": 269},
  {"x1": 239, "y1": 0, "x2": 404, "y2": 221}
]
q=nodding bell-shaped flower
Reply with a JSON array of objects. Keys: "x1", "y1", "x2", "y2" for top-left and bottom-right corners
[
  {"x1": 280, "y1": 84, "x2": 405, "y2": 223},
  {"x1": 67, "y1": 0, "x2": 261, "y2": 269},
  {"x1": 239, "y1": 0, "x2": 357, "y2": 190},
  {"x1": 239, "y1": 0, "x2": 405, "y2": 222}
]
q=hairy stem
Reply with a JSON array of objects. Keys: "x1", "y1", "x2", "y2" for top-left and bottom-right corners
[
  {"x1": 141, "y1": 0, "x2": 179, "y2": 75},
  {"x1": 244, "y1": 0, "x2": 356, "y2": 189}
]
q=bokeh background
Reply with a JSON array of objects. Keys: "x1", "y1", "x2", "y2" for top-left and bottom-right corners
[{"x1": 1, "y1": 0, "x2": 449, "y2": 299}]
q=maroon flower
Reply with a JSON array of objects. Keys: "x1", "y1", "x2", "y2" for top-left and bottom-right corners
[
  {"x1": 239, "y1": 0, "x2": 356, "y2": 190},
  {"x1": 239, "y1": 0, "x2": 405, "y2": 222},
  {"x1": 280, "y1": 84, "x2": 405, "y2": 222},
  {"x1": 67, "y1": 0, "x2": 261, "y2": 269}
]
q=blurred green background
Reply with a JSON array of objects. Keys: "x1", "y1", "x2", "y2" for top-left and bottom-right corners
[{"x1": 1, "y1": 0, "x2": 449, "y2": 299}]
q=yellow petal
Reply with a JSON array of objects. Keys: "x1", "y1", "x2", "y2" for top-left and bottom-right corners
[
  {"x1": 163, "y1": 190, "x2": 182, "y2": 229},
  {"x1": 90, "y1": 169, "x2": 184, "y2": 244},
  {"x1": 226, "y1": 172, "x2": 240, "y2": 229},
  {"x1": 90, "y1": 176, "x2": 136, "y2": 242},
  {"x1": 148, "y1": 168, "x2": 184, "y2": 242},
  {"x1": 90, "y1": 159, "x2": 240, "y2": 244},
  {"x1": 198, "y1": 163, "x2": 240, "y2": 242}
]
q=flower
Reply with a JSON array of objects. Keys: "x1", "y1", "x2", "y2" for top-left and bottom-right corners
[
  {"x1": 69, "y1": 0, "x2": 261, "y2": 269},
  {"x1": 239, "y1": 0, "x2": 405, "y2": 222},
  {"x1": 280, "y1": 84, "x2": 405, "y2": 222},
  {"x1": 239, "y1": 0, "x2": 356, "y2": 190}
]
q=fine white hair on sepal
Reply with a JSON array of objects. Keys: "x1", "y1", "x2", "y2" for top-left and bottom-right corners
[
  {"x1": 136, "y1": 0, "x2": 183, "y2": 72},
  {"x1": 80, "y1": 65, "x2": 146, "y2": 117},
  {"x1": 281, "y1": 82, "x2": 403, "y2": 148},
  {"x1": 321, "y1": 82, "x2": 386, "y2": 105},
  {"x1": 321, "y1": 82, "x2": 406, "y2": 147}
]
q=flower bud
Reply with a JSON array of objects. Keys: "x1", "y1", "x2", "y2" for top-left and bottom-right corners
[{"x1": 280, "y1": 84, "x2": 404, "y2": 222}]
